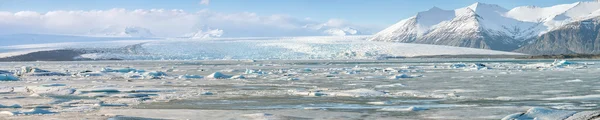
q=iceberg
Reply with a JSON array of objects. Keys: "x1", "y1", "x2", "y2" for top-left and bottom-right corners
[
  {"x1": 206, "y1": 72, "x2": 231, "y2": 79},
  {"x1": 0, "y1": 70, "x2": 18, "y2": 81}
]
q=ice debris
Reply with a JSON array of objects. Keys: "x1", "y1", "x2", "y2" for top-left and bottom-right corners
[
  {"x1": 178, "y1": 74, "x2": 203, "y2": 79},
  {"x1": 206, "y1": 72, "x2": 231, "y2": 79},
  {"x1": 230, "y1": 75, "x2": 245, "y2": 79},
  {"x1": 0, "y1": 104, "x2": 21, "y2": 108},
  {"x1": 101, "y1": 67, "x2": 145, "y2": 73},
  {"x1": 19, "y1": 66, "x2": 67, "y2": 76},
  {"x1": 143, "y1": 71, "x2": 168, "y2": 79},
  {"x1": 0, "y1": 108, "x2": 55, "y2": 116},
  {"x1": 379, "y1": 106, "x2": 428, "y2": 112},
  {"x1": 390, "y1": 74, "x2": 412, "y2": 79},
  {"x1": 502, "y1": 107, "x2": 577, "y2": 120},
  {"x1": 0, "y1": 70, "x2": 18, "y2": 81}
]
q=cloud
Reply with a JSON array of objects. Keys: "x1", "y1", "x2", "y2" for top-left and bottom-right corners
[
  {"x1": 0, "y1": 9, "x2": 371, "y2": 37},
  {"x1": 199, "y1": 0, "x2": 210, "y2": 6}
]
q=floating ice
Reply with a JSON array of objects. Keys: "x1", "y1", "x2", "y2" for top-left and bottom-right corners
[
  {"x1": 245, "y1": 69, "x2": 268, "y2": 75},
  {"x1": 375, "y1": 83, "x2": 406, "y2": 88},
  {"x1": 552, "y1": 60, "x2": 578, "y2": 67},
  {"x1": 367, "y1": 101, "x2": 393, "y2": 105},
  {"x1": 201, "y1": 92, "x2": 214, "y2": 95},
  {"x1": 143, "y1": 71, "x2": 168, "y2": 79},
  {"x1": 230, "y1": 75, "x2": 245, "y2": 79},
  {"x1": 0, "y1": 108, "x2": 55, "y2": 116},
  {"x1": 380, "y1": 106, "x2": 428, "y2": 112},
  {"x1": 19, "y1": 66, "x2": 67, "y2": 76},
  {"x1": 41, "y1": 83, "x2": 66, "y2": 87},
  {"x1": 565, "y1": 79, "x2": 583, "y2": 83},
  {"x1": 390, "y1": 74, "x2": 413, "y2": 79},
  {"x1": 502, "y1": 107, "x2": 576, "y2": 120},
  {"x1": 26, "y1": 86, "x2": 76, "y2": 95},
  {"x1": 73, "y1": 71, "x2": 104, "y2": 77},
  {"x1": 471, "y1": 63, "x2": 489, "y2": 70},
  {"x1": 178, "y1": 74, "x2": 203, "y2": 79},
  {"x1": 333, "y1": 89, "x2": 386, "y2": 97},
  {"x1": 101, "y1": 67, "x2": 145, "y2": 73},
  {"x1": 0, "y1": 104, "x2": 21, "y2": 108},
  {"x1": 0, "y1": 70, "x2": 18, "y2": 81},
  {"x1": 206, "y1": 72, "x2": 231, "y2": 79},
  {"x1": 449, "y1": 63, "x2": 468, "y2": 69}
]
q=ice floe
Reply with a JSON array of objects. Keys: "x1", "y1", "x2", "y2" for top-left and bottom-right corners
[
  {"x1": 0, "y1": 108, "x2": 55, "y2": 116},
  {"x1": 0, "y1": 70, "x2": 18, "y2": 81},
  {"x1": 206, "y1": 72, "x2": 231, "y2": 79},
  {"x1": 18, "y1": 66, "x2": 67, "y2": 76},
  {"x1": 178, "y1": 74, "x2": 203, "y2": 79},
  {"x1": 379, "y1": 106, "x2": 428, "y2": 112},
  {"x1": 502, "y1": 107, "x2": 576, "y2": 120}
]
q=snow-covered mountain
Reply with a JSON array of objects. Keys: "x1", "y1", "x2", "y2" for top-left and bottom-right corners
[
  {"x1": 516, "y1": 16, "x2": 600, "y2": 55},
  {"x1": 371, "y1": 1, "x2": 600, "y2": 52},
  {"x1": 88, "y1": 26, "x2": 155, "y2": 38}
]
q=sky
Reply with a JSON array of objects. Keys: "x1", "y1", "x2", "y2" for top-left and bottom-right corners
[{"x1": 0, "y1": 0, "x2": 595, "y2": 37}]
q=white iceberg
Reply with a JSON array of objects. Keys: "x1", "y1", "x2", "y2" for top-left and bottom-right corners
[
  {"x1": 143, "y1": 71, "x2": 168, "y2": 79},
  {"x1": 178, "y1": 74, "x2": 203, "y2": 79},
  {"x1": 19, "y1": 66, "x2": 67, "y2": 76},
  {"x1": 230, "y1": 75, "x2": 245, "y2": 79},
  {"x1": 0, "y1": 70, "x2": 18, "y2": 81},
  {"x1": 502, "y1": 107, "x2": 576, "y2": 120},
  {"x1": 101, "y1": 67, "x2": 145, "y2": 73},
  {"x1": 0, "y1": 108, "x2": 55, "y2": 116},
  {"x1": 206, "y1": 72, "x2": 231, "y2": 79},
  {"x1": 390, "y1": 74, "x2": 413, "y2": 79}
]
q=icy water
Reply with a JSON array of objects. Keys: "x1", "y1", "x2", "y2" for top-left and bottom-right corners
[{"x1": 1, "y1": 59, "x2": 600, "y2": 119}]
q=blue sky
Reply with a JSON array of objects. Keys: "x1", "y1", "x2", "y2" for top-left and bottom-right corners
[{"x1": 0, "y1": 0, "x2": 592, "y2": 27}]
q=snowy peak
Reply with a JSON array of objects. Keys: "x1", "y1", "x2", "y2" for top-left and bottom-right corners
[
  {"x1": 371, "y1": 2, "x2": 546, "y2": 51},
  {"x1": 506, "y1": 1, "x2": 600, "y2": 24},
  {"x1": 416, "y1": 7, "x2": 455, "y2": 28},
  {"x1": 467, "y1": 2, "x2": 508, "y2": 12}
]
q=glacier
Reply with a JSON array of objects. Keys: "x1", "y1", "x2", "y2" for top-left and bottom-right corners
[{"x1": 0, "y1": 35, "x2": 523, "y2": 60}]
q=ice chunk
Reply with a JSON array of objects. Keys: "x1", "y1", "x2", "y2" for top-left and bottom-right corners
[
  {"x1": 471, "y1": 63, "x2": 489, "y2": 70},
  {"x1": 206, "y1": 72, "x2": 231, "y2": 79},
  {"x1": 101, "y1": 67, "x2": 145, "y2": 73},
  {"x1": 41, "y1": 83, "x2": 66, "y2": 87},
  {"x1": 111, "y1": 93, "x2": 157, "y2": 98},
  {"x1": 552, "y1": 60, "x2": 578, "y2": 67},
  {"x1": 0, "y1": 104, "x2": 21, "y2": 108},
  {"x1": 245, "y1": 69, "x2": 268, "y2": 75},
  {"x1": 333, "y1": 89, "x2": 386, "y2": 97},
  {"x1": 566, "y1": 111, "x2": 600, "y2": 120},
  {"x1": 375, "y1": 83, "x2": 406, "y2": 88},
  {"x1": 0, "y1": 108, "x2": 55, "y2": 116},
  {"x1": 449, "y1": 63, "x2": 467, "y2": 69},
  {"x1": 380, "y1": 106, "x2": 428, "y2": 111},
  {"x1": 26, "y1": 86, "x2": 76, "y2": 95},
  {"x1": 18, "y1": 66, "x2": 67, "y2": 76},
  {"x1": 565, "y1": 79, "x2": 583, "y2": 83},
  {"x1": 0, "y1": 71, "x2": 18, "y2": 81},
  {"x1": 143, "y1": 71, "x2": 168, "y2": 79},
  {"x1": 201, "y1": 92, "x2": 214, "y2": 95},
  {"x1": 367, "y1": 101, "x2": 393, "y2": 105},
  {"x1": 501, "y1": 107, "x2": 576, "y2": 120},
  {"x1": 230, "y1": 75, "x2": 245, "y2": 79},
  {"x1": 390, "y1": 74, "x2": 413, "y2": 79},
  {"x1": 178, "y1": 74, "x2": 203, "y2": 79},
  {"x1": 73, "y1": 71, "x2": 104, "y2": 77}
]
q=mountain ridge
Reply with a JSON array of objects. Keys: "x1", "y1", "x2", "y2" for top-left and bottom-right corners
[{"x1": 370, "y1": 1, "x2": 600, "y2": 54}]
